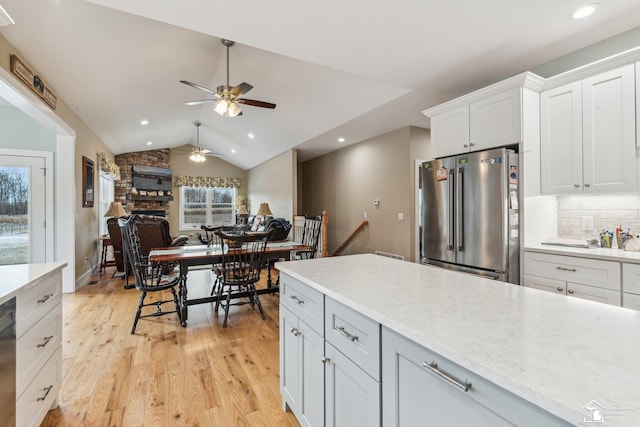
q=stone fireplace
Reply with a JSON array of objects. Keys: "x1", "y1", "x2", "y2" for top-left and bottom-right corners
[{"x1": 115, "y1": 149, "x2": 172, "y2": 219}]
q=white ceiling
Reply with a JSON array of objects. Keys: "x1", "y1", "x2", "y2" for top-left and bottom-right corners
[{"x1": 2, "y1": 0, "x2": 640, "y2": 169}]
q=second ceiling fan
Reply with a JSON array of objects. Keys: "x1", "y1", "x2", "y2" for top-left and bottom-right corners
[{"x1": 181, "y1": 39, "x2": 276, "y2": 117}]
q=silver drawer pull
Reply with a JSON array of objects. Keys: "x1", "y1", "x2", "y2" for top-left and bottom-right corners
[
  {"x1": 334, "y1": 326, "x2": 359, "y2": 342},
  {"x1": 568, "y1": 289, "x2": 575, "y2": 294},
  {"x1": 556, "y1": 266, "x2": 576, "y2": 272},
  {"x1": 422, "y1": 361, "x2": 472, "y2": 392},
  {"x1": 290, "y1": 295, "x2": 304, "y2": 305},
  {"x1": 290, "y1": 327, "x2": 301, "y2": 336},
  {"x1": 37, "y1": 335, "x2": 54, "y2": 348},
  {"x1": 556, "y1": 287, "x2": 564, "y2": 292},
  {"x1": 37, "y1": 293, "x2": 54, "y2": 304},
  {"x1": 36, "y1": 385, "x2": 53, "y2": 401},
  {"x1": 321, "y1": 356, "x2": 331, "y2": 364}
]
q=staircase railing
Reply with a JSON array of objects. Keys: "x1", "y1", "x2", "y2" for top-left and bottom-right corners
[{"x1": 331, "y1": 220, "x2": 369, "y2": 257}]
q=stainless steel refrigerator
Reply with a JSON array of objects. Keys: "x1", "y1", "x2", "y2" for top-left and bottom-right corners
[{"x1": 421, "y1": 147, "x2": 520, "y2": 284}]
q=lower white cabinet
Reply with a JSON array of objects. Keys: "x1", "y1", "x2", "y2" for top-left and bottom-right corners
[
  {"x1": 523, "y1": 251, "x2": 621, "y2": 306},
  {"x1": 381, "y1": 327, "x2": 569, "y2": 427},
  {"x1": 15, "y1": 267, "x2": 63, "y2": 427},
  {"x1": 325, "y1": 342, "x2": 380, "y2": 427},
  {"x1": 622, "y1": 263, "x2": 640, "y2": 311},
  {"x1": 280, "y1": 274, "x2": 382, "y2": 427},
  {"x1": 280, "y1": 305, "x2": 324, "y2": 427}
]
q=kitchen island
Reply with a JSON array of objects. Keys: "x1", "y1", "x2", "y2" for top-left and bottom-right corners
[
  {"x1": 276, "y1": 253, "x2": 639, "y2": 426},
  {"x1": 0, "y1": 262, "x2": 66, "y2": 427}
]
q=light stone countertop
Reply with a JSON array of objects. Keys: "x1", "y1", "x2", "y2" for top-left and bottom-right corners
[
  {"x1": 525, "y1": 242, "x2": 640, "y2": 263},
  {"x1": 276, "y1": 253, "x2": 640, "y2": 426},
  {"x1": 0, "y1": 262, "x2": 67, "y2": 305}
]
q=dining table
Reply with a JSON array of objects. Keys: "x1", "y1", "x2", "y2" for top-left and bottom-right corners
[{"x1": 148, "y1": 241, "x2": 311, "y2": 326}]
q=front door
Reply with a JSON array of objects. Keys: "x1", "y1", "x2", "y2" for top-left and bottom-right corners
[{"x1": 0, "y1": 154, "x2": 46, "y2": 264}]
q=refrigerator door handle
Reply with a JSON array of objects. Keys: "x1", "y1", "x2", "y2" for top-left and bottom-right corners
[
  {"x1": 448, "y1": 168, "x2": 455, "y2": 250},
  {"x1": 457, "y1": 167, "x2": 464, "y2": 251}
]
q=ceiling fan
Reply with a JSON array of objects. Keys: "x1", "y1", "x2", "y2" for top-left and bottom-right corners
[
  {"x1": 177, "y1": 121, "x2": 222, "y2": 162},
  {"x1": 180, "y1": 39, "x2": 276, "y2": 117}
]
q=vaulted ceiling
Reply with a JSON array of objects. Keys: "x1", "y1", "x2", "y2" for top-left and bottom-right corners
[{"x1": 2, "y1": 0, "x2": 640, "y2": 169}]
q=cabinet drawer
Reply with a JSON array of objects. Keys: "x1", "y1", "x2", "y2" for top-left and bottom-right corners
[
  {"x1": 17, "y1": 273, "x2": 62, "y2": 338},
  {"x1": 622, "y1": 263, "x2": 640, "y2": 295},
  {"x1": 325, "y1": 297, "x2": 380, "y2": 380},
  {"x1": 523, "y1": 275, "x2": 565, "y2": 295},
  {"x1": 16, "y1": 349, "x2": 61, "y2": 427},
  {"x1": 623, "y1": 292, "x2": 640, "y2": 310},
  {"x1": 280, "y1": 273, "x2": 324, "y2": 335},
  {"x1": 17, "y1": 303, "x2": 62, "y2": 397},
  {"x1": 524, "y1": 252, "x2": 620, "y2": 291},
  {"x1": 381, "y1": 327, "x2": 568, "y2": 427},
  {"x1": 566, "y1": 282, "x2": 621, "y2": 307}
]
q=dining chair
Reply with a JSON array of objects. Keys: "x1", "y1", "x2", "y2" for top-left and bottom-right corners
[
  {"x1": 119, "y1": 215, "x2": 182, "y2": 334},
  {"x1": 213, "y1": 229, "x2": 272, "y2": 327},
  {"x1": 200, "y1": 224, "x2": 250, "y2": 296},
  {"x1": 296, "y1": 215, "x2": 323, "y2": 260}
]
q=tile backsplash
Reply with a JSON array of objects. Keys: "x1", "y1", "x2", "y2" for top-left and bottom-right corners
[{"x1": 557, "y1": 194, "x2": 640, "y2": 240}]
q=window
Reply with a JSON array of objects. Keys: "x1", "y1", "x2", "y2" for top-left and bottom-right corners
[
  {"x1": 98, "y1": 172, "x2": 115, "y2": 236},
  {"x1": 180, "y1": 186, "x2": 236, "y2": 230}
]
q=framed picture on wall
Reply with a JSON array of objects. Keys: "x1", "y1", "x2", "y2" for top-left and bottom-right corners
[{"x1": 82, "y1": 156, "x2": 94, "y2": 208}]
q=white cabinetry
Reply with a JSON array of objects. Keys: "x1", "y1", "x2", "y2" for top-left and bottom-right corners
[
  {"x1": 469, "y1": 88, "x2": 522, "y2": 150},
  {"x1": 622, "y1": 263, "x2": 640, "y2": 310},
  {"x1": 430, "y1": 105, "x2": 470, "y2": 159},
  {"x1": 16, "y1": 267, "x2": 63, "y2": 427},
  {"x1": 280, "y1": 275, "x2": 325, "y2": 427},
  {"x1": 424, "y1": 73, "x2": 543, "y2": 160},
  {"x1": 540, "y1": 64, "x2": 636, "y2": 194},
  {"x1": 381, "y1": 327, "x2": 568, "y2": 427},
  {"x1": 324, "y1": 297, "x2": 381, "y2": 427},
  {"x1": 523, "y1": 252, "x2": 621, "y2": 306},
  {"x1": 280, "y1": 275, "x2": 382, "y2": 427}
]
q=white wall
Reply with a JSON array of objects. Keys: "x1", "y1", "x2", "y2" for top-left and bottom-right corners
[{"x1": 247, "y1": 149, "x2": 297, "y2": 220}]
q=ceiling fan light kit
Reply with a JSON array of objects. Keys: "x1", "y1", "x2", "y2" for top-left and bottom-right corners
[
  {"x1": 189, "y1": 121, "x2": 208, "y2": 162},
  {"x1": 181, "y1": 39, "x2": 276, "y2": 117}
]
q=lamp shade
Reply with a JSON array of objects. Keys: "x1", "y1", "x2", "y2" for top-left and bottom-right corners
[
  {"x1": 256, "y1": 202, "x2": 273, "y2": 216},
  {"x1": 104, "y1": 201, "x2": 128, "y2": 217},
  {"x1": 237, "y1": 205, "x2": 249, "y2": 215}
]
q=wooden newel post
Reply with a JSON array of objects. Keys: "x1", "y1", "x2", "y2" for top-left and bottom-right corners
[{"x1": 321, "y1": 210, "x2": 328, "y2": 258}]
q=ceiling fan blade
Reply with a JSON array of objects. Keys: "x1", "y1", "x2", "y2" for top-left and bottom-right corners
[
  {"x1": 205, "y1": 152, "x2": 224, "y2": 158},
  {"x1": 237, "y1": 98, "x2": 276, "y2": 109},
  {"x1": 185, "y1": 99, "x2": 217, "y2": 106},
  {"x1": 180, "y1": 80, "x2": 218, "y2": 96},
  {"x1": 229, "y1": 82, "x2": 253, "y2": 98}
]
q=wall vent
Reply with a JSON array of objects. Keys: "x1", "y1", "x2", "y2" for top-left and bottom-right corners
[{"x1": 374, "y1": 251, "x2": 404, "y2": 261}]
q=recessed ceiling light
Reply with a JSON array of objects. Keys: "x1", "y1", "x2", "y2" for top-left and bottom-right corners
[
  {"x1": 571, "y1": 3, "x2": 599, "y2": 19},
  {"x1": 248, "y1": 133, "x2": 255, "y2": 139},
  {"x1": 231, "y1": 149, "x2": 237, "y2": 154},
  {"x1": 140, "y1": 119, "x2": 149, "y2": 126},
  {"x1": 338, "y1": 137, "x2": 345, "y2": 143},
  {"x1": 146, "y1": 141, "x2": 153, "y2": 146}
]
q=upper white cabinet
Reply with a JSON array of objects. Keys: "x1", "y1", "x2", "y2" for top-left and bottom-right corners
[
  {"x1": 540, "y1": 64, "x2": 636, "y2": 194},
  {"x1": 430, "y1": 105, "x2": 470, "y2": 159},
  {"x1": 469, "y1": 87, "x2": 522, "y2": 149},
  {"x1": 423, "y1": 72, "x2": 544, "y2": 160}
]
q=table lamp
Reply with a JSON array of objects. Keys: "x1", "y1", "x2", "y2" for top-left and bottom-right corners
[
  {"x1": 255, "y1": 202, "x2": 273, "y2": 229},
  {"x1": 256, "y1": 202, "x2": 273, "y2": 217},
  {"x1": 104, "y1": 201, "x2": 128, "y2": 218},
  {"x1": 237, "y1": 204, "x2": 249, "y2": 224}
]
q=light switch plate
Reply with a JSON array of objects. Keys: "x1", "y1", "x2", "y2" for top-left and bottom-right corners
[{"x1": 582, "y1": 216, "x2": 593, "y2": 231}]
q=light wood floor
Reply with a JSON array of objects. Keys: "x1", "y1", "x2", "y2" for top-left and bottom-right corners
[{"x1": 41, "y1": 267, "x2": 300, "y2": 427}]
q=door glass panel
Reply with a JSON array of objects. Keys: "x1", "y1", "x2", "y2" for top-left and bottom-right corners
[
  {"x1": 0, "y1": 154, "x2": 46, "y2": 265},
  {"x1": 0, "y1": 167, "x2": 29, "y2": 265}
]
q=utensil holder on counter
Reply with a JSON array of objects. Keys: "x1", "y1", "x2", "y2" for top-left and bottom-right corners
[
  {"x1": 616, "y1": 236, "x2": 624, "y2": 249},
  {"x1": 600, "y1": 233, "x2": 612, "y2": 248}
]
